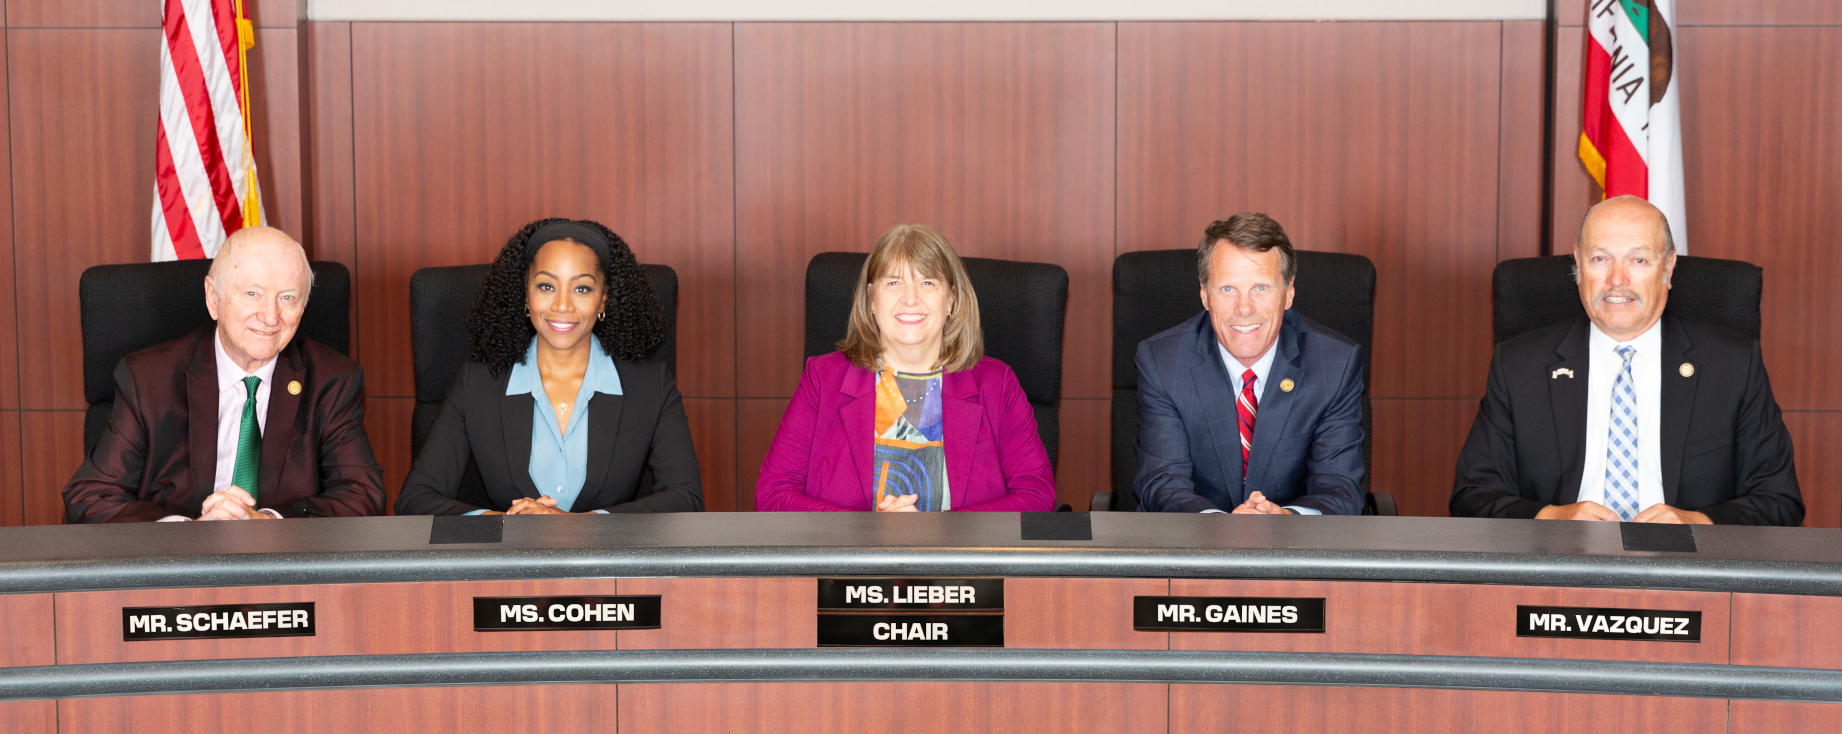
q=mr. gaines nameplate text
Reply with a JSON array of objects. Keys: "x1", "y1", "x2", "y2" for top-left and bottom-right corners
[{"x1": 1133, "y1": 596, "x2": 1326, "y2": 633}]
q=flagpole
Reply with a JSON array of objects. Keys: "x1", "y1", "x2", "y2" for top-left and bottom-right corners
[{"x1": 235, "y1": 0, "x2": 261, "y2": 229}]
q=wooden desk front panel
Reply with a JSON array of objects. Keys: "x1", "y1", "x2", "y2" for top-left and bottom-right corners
[
  {"x1": 1730, "y1": 700, "x2": 1842, "y2": 733},
  {"x1": 57, "y1": 684, "x2": 621, "y2": 733},
  {"x1": 0, "y1": 593, "x2": 54, "y2": 667},
  {"x1": 50, "y1": 682, "x2": 1756, "y2": 733},
  {"x1": 618, "y1": 682, "x2": 1168, "y2": 733},
  {"x1": 1168, "y1": 580, "x2": 1729, "y2": 664},
  {"x1": 617, "y1": 577, "x2": 815, "y2": 649},
  {"x1": 54, "y1": 580, "x2": 627, "y2": 665},
  {"x1": 1730, "y1": 593, "x2": 1841, "y2": 669},
  {"x1": 0, "y1": 700, "x2": 54, "y2": 734},
  {"x1": 1169, "y1": 684, "x2": 1728, "y2": 733},
  {"x1": 1004, "y1": 577, "x2": 1170, "y2": 649}
]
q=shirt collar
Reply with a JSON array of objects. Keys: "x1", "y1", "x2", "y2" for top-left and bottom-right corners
[
  {"x1": 1588, "y1": 317, "x2": 1663, "y2": 356},
  {"x1": 213, "y1": 329, "x2": 279, "y2": 391},
  {"x1": 1217, "y1": 330, "x2": 1280, "y2": 390},
  {"x1": 505, "y1": 337, "x2": 624, "y2": 397}
]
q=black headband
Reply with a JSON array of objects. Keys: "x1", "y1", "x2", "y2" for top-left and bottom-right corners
[{"x1": 525, "y1": 221, "x2": 613, "y2": 267}]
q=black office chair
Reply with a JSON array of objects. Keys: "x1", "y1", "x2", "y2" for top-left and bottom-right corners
[
  {"x1": 78, "y1": 259, "x2": 351, "y2": 457},
  {"x1": 1092, "y1": 249, "x2": 1393, "y2": 515},
  {"x1": 407, "y1": 263, "x2": 677, "y2": 509},
  {"x1": 1493, "y1": 254, "x2": 1762, "y2": 343},
  {"x1": 803, "y1": 252, "x2": 1069, "y2": 472}
]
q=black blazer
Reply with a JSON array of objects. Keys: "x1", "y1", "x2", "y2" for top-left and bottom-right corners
[
  {"x1": 1450, "y1": 315, "x2": 1801, "y2": 526},
  {"x1": 394, "y1": 357, "x2": 703, "y2": 515}
]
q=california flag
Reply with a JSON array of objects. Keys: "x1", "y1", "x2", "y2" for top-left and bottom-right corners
[{"x1": 1579, "y1": 0, "x2": 1686, "y2": 252}]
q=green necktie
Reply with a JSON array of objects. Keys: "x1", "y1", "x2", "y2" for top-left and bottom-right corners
[{"x1": 229, "y1": 375, "x2": 262, "y2": 503}]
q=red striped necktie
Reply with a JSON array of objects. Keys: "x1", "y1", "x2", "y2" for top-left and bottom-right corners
[{"x1": 1237, "y1": 369, "x2": 1257, "y2": 474}]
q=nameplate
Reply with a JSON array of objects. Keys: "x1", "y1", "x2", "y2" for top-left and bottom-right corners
[
  {"x1": 817, "y1": 578, "x2": 1004, "y2": 611},
  {"x1": 1517, "y1": 605, "x2": 1701, "y2": 642},
  {"x1": 1132, "y1": 596, "x2": 1327, "y2": 632},
  {"x1": 473, "y1": 596, "x2": 662, "y2": 631},
  {"x1": 123, "y1": 603, "x2": 316, "y2": 641},
  {"x1": 817, "y1": 613, "x2": 1005, "y2": 647}
]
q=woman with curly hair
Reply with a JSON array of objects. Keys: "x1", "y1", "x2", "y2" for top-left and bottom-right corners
[
  {"x1": 755, "y1": 223, "x2": 1054, "y2": 512},
  {"x1": 395, "y1": 218, "x2": 703, "y2": 515}
]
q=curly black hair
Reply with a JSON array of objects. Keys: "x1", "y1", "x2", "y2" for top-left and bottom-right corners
[{"x1": 467, "y1": 218, "x2": 666, "y2": 376}]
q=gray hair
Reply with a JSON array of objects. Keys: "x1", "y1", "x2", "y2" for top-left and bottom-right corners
[{"x1": 208, "y1": 227, "x2": 315, "y2": 301}]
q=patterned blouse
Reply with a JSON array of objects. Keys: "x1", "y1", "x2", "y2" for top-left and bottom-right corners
[{"x1": 872, "y1": 367, "x2": 950, "y2": 511}]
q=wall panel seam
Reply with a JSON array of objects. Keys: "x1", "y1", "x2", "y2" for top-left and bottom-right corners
[{"x1": 5, "y1": 28, "x2": 17, "y2": 415}]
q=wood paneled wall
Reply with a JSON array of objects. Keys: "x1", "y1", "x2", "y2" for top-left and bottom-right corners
[{"x1": 0, "y1": 0, "x2": 1835, "y2": 524}]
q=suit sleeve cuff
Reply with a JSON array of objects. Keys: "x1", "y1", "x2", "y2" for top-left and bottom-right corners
[{"x1": 1283, "y1": 506, "x2": 1322, "y2": 515}]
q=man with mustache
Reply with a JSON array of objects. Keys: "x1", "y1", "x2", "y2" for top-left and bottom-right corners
[
  {"x1": 1450, "y1": 196, "x2": 1801, "y2": 525},
  {"x1": 1134, "y1": 213, "x2": 1366, "y2": 515}
]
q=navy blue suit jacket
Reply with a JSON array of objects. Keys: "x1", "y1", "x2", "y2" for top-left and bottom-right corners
[{"x1": 1133, "y1": 310, "x2": 1366, "y2": 514}]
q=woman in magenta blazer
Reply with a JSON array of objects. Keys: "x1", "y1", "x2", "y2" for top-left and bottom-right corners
[{"x1": 756, "y1": 224, "x2": 1056, "y2": 512}]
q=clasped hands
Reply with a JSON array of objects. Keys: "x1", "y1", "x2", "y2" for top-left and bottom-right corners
[
  {"x1": 1230, "y1": 491, "x2": 1295, "y2": 515},
  {"x1": 478, "y1": 496, "x2": 571, "y2": 516},
  {"x1": 197, "y1": 486, "x2": 274, "y2": 521},
  {"x1": 1536, "y1": 501, "x2": 1711, "y2": 524}
]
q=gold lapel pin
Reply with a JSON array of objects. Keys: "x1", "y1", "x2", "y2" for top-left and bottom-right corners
[
  {"x1": 1679, "y1": 363, "x2": 1695, "y2": 377},
  {"x1": 1279, "y1": 378, "x2": 1295, "y2": 393},
  {"x1": 1551, "y1": 368, "x2": 1575, "y2": 379},
  {"x1": 288, "y1": 380, "x2": 303, "y2": 395}
]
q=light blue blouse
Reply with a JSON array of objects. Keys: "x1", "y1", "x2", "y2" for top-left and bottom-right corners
[{"x1": 470, "y1": 337, "x2": 622, "y2": 514}]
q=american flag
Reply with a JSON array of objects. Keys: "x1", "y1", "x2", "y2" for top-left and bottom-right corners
[{"x1": 152, "y1": 0, "x2": 264, "y2": 261}]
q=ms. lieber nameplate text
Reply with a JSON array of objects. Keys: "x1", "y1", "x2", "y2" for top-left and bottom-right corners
[{"x1": 818, "y1": 578, "x2": 1003, "y2": 611}]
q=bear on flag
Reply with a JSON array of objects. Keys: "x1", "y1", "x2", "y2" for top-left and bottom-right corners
[{"x1": 1579, "y1": 0, "x2": 1686, "y2": 252}]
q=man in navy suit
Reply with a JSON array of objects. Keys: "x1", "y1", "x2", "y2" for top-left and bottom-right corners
[{"x1": 1134, "y1": 214, "x2": 1366, "y2": 515}]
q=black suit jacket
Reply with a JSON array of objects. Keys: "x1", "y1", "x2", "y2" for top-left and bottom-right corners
[
  {"x1": 394, "y1": 356, "x2": 704, "y2": 515},
  {"x1": 64, "y1": 328, "x2": 385, "y2": 522},
  {"x1": 1450, "y1": 315, "x2": 1801, "y2": 525},
  {"x1": 1133, "y1": 310, "x2": 1367, "y2": 515}
]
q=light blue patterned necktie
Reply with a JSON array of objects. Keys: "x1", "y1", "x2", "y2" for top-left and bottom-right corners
[{"x1": 1605, "y1": 345, "x2": 1639, "y2": 521}]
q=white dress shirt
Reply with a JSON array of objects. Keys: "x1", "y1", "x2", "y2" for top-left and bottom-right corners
[
  {"x1": 1220, "y1": 339, "x2": 1278, "y2": 403},
  {"x1": 213, "y1": 331, "x2": 276, "y2": 495},
  {"x1": 1204, "y1": 337, "x2": 1319, "y2": 515},
  {"x1": 1576, "y1": 320, "x2": 1666, "y2": 513},
  {"x1": 158, "y1": 333, "x2": 280, "y2": 521}
]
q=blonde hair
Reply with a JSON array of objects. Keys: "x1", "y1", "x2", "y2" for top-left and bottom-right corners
[{"x1": 838, "y1": 223, "x2": 983, "y2": 373}]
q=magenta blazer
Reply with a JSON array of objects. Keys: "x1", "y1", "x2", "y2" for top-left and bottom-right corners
[{"x1": 757, "y1": 352, "x2": 1056, "y2": 512}]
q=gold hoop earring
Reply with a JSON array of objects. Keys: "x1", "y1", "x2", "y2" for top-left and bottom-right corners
[{"x1": 597, "y1": 311, "x2": 605, "y2": 321}]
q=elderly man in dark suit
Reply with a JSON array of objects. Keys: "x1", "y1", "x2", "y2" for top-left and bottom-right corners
[
  {"x1": 63, "y1": 227, "x2": 384, "y2": 522},
  {"x1": 1450, "y1": 196, "x2": 1801, "y2": 525},
  {"x1": 1134, "y1": 214, "x2": 1366, "y2": 515}
]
